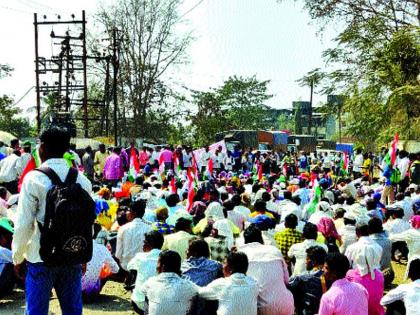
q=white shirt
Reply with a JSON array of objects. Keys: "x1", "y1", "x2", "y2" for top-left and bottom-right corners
[
  {"x1": 115, "y1": 218, "x2": 152, "y2": 270},
  {"x1": 345, "y1": 236, "x2": 383, "y2": 269},
  {"x1": 238, "y1": 242, "x2": 294, "y2": 315},
  {"x1": 398, "y1": 157, "x2": 410, "y2": 180},
  {"x1": 227, "y1": 210, "x2": 246, "y2": 231},
  {"x1": 383, "y1": 218, "x2": 411, "y2": 236},
  {"x1": 200, "y1": 151, "x2": 211, "y2": 168},
  {"x1": 142, "y1": 272, "x2": 197, "y2": 315},
  {"x1": 395, "y1": 199, "x2": 414, "y2": 221},
  {"x1": 233, "y1": 205, "x2": 251, "y2": 218},
  {"x1": 288, "y1": 239, "x2": 328, "y2": 276},
  {"x1": 199, "y1": 273, "x2": 259, "y2": 315},
  {"x1": 339, "y1": 225, "x2": 357, "y2": 254},
  {"x1": 12, "y1": 158, "x2": 92, "y2": 264},
  {"x1": 353, "y1": 154, "x2": 364, "y2": 172},
  {"x1": 127, "y1": 248, "x2": 160, "y2": 309},
  {"x1": 0, "y1": 153, "x2": 20, "y2": 183},
  {"x1": 82, "y1": 242, "x2": 119, "y2": 292},
  {"x1": 390, "y1": 229, "x2": 420, "y2": 260},
  {"x1": 381, "y1": 280, "x2": 420, "y2": 315},
  {"x1": 16, "y1": 152, "x2": 32, "y2": 177}
]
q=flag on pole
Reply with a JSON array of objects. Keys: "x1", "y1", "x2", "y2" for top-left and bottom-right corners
[
  {"x1": 257, "y1": 162, "x2": 263, "y2": 182},
  {"x1": 384, "y1": 133, "x2": 399, "y2": 168},
  {"x1": 18, "y1": 148, "x2": 41, "y2": 192},
  {"x1": 158, "y1": 154, "x2": 165, "y2": 174},
  {"x1": 173, "y1": 153, "x2": 181, "y2": 174},
  {"x1": 187, "y1": 167, "x2": 195, "y2": 211},
  {"x1": 207, "y1": 158, "x2": 214, "y2": 174},
  {"x1": 306, "y1": 179, "x2": 321, "y2": 215},
  {"x1": 170, "y1": 177, "x2": 177, "y2": 194},
  {"x1": 130, "y1": 148, "x2": 140, "y2": 173}
]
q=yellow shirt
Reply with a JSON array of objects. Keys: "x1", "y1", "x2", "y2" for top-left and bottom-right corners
[{"x1": 94, "y1": 151, "x2": 110, "y2": 175}]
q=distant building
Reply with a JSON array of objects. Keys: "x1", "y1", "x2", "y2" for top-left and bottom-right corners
[{"x1": 292, "y1": 100, "x2": 336, "y2": 140}]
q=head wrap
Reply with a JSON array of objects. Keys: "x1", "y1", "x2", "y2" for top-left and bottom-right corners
[
  {"x1": 410, "y1": 215, "x2": 420, "y2": 229},
  {"x1": 205, "y1": 202, "x2": 224, "y2": 221},
  {"x1": 317, "y1": 217, "x2": 341, "y2": 241},
  {"x1": 213, "y1": 219, "x2": 234, "y2": 250},
  {"x1": 317, "y1": 201, "x2": 332, "y2": 213}
]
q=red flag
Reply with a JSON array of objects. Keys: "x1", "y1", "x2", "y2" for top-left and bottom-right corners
[
  {"x1": 257, "y1": 162, "x2": 263, "y2": 181},
  {"x1": 390, "y1": 133, "x2": 399, "y2": 168},
  {"x1": 18, "y1": 157, "x2": 36, "y2": 192},
  {"x1": 170, "y1": 177, "x2": 177, "y2": 194},
  {"x1": 207, "y1": 158, "x2": 214, "y2": 174},
  {"x1": 187, "y1": 168, "x2": 195, "y2": 211},
  {"x1": 130, "y1": 148, "x2": 140, "y2": 173}
]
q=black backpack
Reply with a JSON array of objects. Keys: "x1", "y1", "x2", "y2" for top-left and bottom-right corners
[{"x1": 36, "y1": 167, "x2": 96, "y2": 266}]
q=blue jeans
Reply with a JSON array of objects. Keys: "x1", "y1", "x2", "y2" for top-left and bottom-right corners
[{"x1": 25, "y1": 262, "x2": 82, "y2": 315}]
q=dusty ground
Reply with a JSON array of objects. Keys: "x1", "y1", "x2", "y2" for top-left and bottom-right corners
[{"x1": 0, "y1": 262, "x2": 409, "y2": 315}]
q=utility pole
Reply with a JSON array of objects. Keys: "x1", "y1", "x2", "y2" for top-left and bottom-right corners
[
  {"x1": 111, "y1": 28, "x2": 121, "y2": 147},
  {"x1": 308, "y1": 79, "x2": 313, "y2": 136},
  {"x1": 33, "y1": 13, "x2": 41, "y2": 133},
  {"x1": 82, "y1": 10, "x2": 88, "y2": 137}
]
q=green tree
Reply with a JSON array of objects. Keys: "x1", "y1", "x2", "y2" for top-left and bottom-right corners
[
  {"x1": 190, "y1": 76, "x2": 273, "y2": 146},
  {"x1": 277, "y1": 113, "x2": 294, "y2": 132},
  {"x1": 0, "y1": 64, "x2": 34, "y2": 138},
  {"x1": 96, "y1": 0, "x2": 193, "y2": 139},
  {"x1": 285, "y1": 0, "x2": 420, "y2": 146}
]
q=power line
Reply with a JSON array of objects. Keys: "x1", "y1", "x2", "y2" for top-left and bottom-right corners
[
  {"x1": 0, "y1": 4, "x2": 32, "y2": 15},
  {"x1": 179, "y1": 0, "x2": 205, "y2": 19},
  {"x1": 12, "y1": 86, "x2": 34, "y2": 107}
]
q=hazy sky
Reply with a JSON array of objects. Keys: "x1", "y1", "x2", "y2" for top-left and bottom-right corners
[{"x1": 0, "y1": 0, "x2": 337, "y2": 119}]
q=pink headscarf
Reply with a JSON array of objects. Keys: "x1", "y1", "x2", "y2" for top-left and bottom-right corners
[
  {"x1": 317, "y1": 217, "x2": 341, "y2": 241},
  {"x1": 410, "y1": 215, "x2": 420, "y2": 229}
]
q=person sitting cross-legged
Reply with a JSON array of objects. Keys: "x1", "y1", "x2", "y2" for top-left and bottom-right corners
[
  {"x1": 198, "y1": 251, "x2": 259, "y2": 315},
  {"x1": 141, "y1": 250, "x2": 198, "y2": 315}
]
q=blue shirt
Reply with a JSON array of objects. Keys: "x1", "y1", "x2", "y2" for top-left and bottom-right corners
[{"x1": 181, "y1": 256, "x2": 222, "y2": 286}]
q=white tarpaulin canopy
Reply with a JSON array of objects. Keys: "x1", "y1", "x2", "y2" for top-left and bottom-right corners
[{"x1": 0, "y1": 131, "x2": 17, "y2": 145}]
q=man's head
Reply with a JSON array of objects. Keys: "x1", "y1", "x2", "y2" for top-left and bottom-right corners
[
  {"x1": 143, "y1": 230, "x2": 164, "y2": 252},
  {"x1": 253, "y1": 199, "x2": 266, "y2": 212},
  {"x1": 99, "y1": 143, "x2": 106, "y2": 153},
  {"x1": 10, "y1": 139, "x2": 19, "y2": 149},
  {"x1": 128, "y1": 199, "x2": 146, "y2": 219},
  {"x1": 175, "y1": 217, "x2": 192, "y2": 233},
  {"x1": 355, "y1": 224, "x2": 369, "y2": 238},
  {"x1": 408, "y1": 259, "x2": 420, "y2": 281},
  {"x1": 243, "y1": 224, "x2": 264, "y2": 244},
  {"x1": 368, "y1": 217, "x2": 384, "y2": 234},
  {"x1": 187, "y1": 238, "x2": 210, "y2": 259},
  {"x1": 323, "y1": 253, "x2": 350, "y2": 281},
  {"x1": 306, "y1": 246, "x2": 327, "y2": 271},
  {"x1": 155, "y1": 207, "x2": 169, "y2": 221},
  {"x1": 223, "y1": 251, "x2": 248, "y2": 277},
  {"x1": 166, "y1": 194, "x2": 180, "y2": 207},
  {"x1": 39, "y1": 126, "x2": 71, "y2": 161},
  {"x1": 157, "y1": 250, "x2": 181, "y2": 275},
  {"x1": 284, "y1": 213, "x2": 298, "y2": 229},
  {"x1": 23, "y1": 143, "x2": 31, "y2": 153},
  {"x1": 85, "y1": 146, "x2": 92, "y2": 154},
  {"x1": 366, "y1": 199, "x2": 377, "y2": 211},
  {"x1": 303, "y1": 222, "x2": 318, "y2": 240}
]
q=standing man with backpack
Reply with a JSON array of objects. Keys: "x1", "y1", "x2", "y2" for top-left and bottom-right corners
[{"x1": 12, "y1": 126, "x2": 95, "y2": 315}]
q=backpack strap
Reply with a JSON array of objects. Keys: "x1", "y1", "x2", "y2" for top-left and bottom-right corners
[
  {"x1": 64, "y1": 167, "x2": 78, "y2": 185},
  {"x1": 35, "y1": 167, "x2": 63, "y2": 186}
]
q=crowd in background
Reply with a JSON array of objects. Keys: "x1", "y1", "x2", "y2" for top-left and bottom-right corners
[{"x1": 0, "y1": 131, "x2": 420, "y2": 315}]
